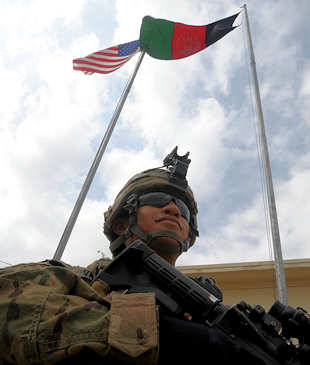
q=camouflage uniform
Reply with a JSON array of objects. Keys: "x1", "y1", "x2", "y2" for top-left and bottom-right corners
[{"x1": 0, "y1": 259, "x2": 158, "y2": 364}]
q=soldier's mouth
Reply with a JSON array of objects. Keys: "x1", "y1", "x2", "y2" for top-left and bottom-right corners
[{"x1": 156, "y1": 217, "x2": 181, "y2": 230}]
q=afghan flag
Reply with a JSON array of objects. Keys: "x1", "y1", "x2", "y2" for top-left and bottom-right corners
[{"x1": 139, "y1": 13, "x2": 239, "y2": 60}]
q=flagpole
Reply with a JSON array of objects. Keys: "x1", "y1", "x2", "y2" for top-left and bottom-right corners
[
  {"x1": 242, "y1": 5, "x2": 288, "y2": 304},
  {"x1": 53, "y1": 51, "x2": 146, "y2": 261}
]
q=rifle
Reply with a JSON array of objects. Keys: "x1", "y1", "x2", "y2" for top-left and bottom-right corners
[{"x1": 93, "y1": 240, "x2": 310, "y2": 364}]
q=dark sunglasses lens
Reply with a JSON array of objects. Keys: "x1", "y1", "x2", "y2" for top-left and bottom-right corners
[
  {"x1": 138, "y1": 192, "x2": 190, "y2": 222},
  {"x1": 175, "y1": 198, "x2": 190, "y2": 222},
  {"x1": 139, "y1": 192, "x2": 171, "y2": 207}
]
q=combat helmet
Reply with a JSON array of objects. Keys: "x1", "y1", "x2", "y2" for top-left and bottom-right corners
[{"x1": 104, "y1": 147, "x2": 199, "y2": 257}]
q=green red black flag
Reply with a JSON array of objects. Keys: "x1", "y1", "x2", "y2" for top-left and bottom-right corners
[{"x1": 139, "y1": 13, "x2": 239, "y2": 60}]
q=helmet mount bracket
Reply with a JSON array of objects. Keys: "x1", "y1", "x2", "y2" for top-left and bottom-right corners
[{"x1": 163, "y1": 146, "x2": 191, "y2": 190}]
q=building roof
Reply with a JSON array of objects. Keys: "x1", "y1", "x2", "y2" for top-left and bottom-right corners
[{"x1": 178, "y1": 258, "x2": 310, "y2": 290}]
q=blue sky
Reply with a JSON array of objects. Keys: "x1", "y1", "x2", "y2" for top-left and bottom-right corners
[{"x1": 1, "y1": 0, "x2": 310, "y2": 269}]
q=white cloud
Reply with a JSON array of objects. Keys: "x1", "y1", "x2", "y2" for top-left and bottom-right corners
[
  {"x1": 61, "y1": 199, "x2": 112, "y2": 266},
  {"x1": 178, "y1": 157, "x2": 310, "y2": 266},
  {"x1": 178, "y1": 192, "x2": 270, "y2": 265},
  {"x1": 0, "y1": 2, "x2": 112, "y2": 266},
  {"x1": 2, "y1": 0, "x2": 87, "y2": 34},
  {"x1": 99, "y1": 147, "x2": 161, "y2": 202},
  {"x1": 300, "y1": 68, "x2": 310, "y2": 97},
  {"x1": 0, "y1": 64, "x2": 26, "y2": 128}
]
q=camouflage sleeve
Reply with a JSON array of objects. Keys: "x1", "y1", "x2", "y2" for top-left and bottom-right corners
[{"x1": 0, "y1": 262, "x2": 158, "y2": 364}]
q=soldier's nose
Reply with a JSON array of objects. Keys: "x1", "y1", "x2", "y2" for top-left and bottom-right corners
[{"x1": 162, "y1": 201, "x2": 181, "y2": 217}]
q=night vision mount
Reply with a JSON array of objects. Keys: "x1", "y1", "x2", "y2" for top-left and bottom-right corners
[{"x1": 163, "y1": 146, "x2": 191, "y2": 190}]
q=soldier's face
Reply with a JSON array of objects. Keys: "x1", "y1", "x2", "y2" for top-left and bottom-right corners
[
  {"x1": 112, "y1": 201, "x2": 190, "y2": 264},
  {"x1": 136, "y1": 201, "x2": 190, "y2": 242}
]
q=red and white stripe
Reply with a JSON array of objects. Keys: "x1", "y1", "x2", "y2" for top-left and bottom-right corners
[{"x1": 73, "y1": 46, "x2": 139, "y2": 75}]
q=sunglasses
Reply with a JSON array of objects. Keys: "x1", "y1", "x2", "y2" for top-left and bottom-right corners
[{"x1": 138, "y1": 192, "x2": 191, "y2": 222}]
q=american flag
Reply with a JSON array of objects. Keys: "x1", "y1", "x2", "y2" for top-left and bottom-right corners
[{"x1": 73, "y1": 40, "x2": 140, "y2": 75}]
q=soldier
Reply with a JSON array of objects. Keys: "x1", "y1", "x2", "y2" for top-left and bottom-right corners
[
  {"x1": 103, "y1": 146, "x2": 198, "y2": 265},
  {"x1": 0, "y1": 147, "x2": 234, "y2": 364}
]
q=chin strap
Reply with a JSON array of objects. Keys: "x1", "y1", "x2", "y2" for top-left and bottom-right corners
[{"x1": 109, "y1": 194, "x2": 191, "y2": 257}]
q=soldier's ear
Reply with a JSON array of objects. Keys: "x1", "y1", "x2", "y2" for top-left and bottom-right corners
[{"x1": 112, "y1": 215, "x2": 129, "y2": 236}]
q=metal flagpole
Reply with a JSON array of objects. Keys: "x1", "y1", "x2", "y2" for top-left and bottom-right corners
[
  {"x1": 53, "y1": 51, "x2": 146, "y2": 261},
  {"x1": 242, "y1": 4, "x2": 288, "y2": 304}
]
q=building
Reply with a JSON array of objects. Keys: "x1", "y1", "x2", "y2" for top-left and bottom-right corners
[{"x1": 178, "y1": 258, "x2": 310, "y2": 312}]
